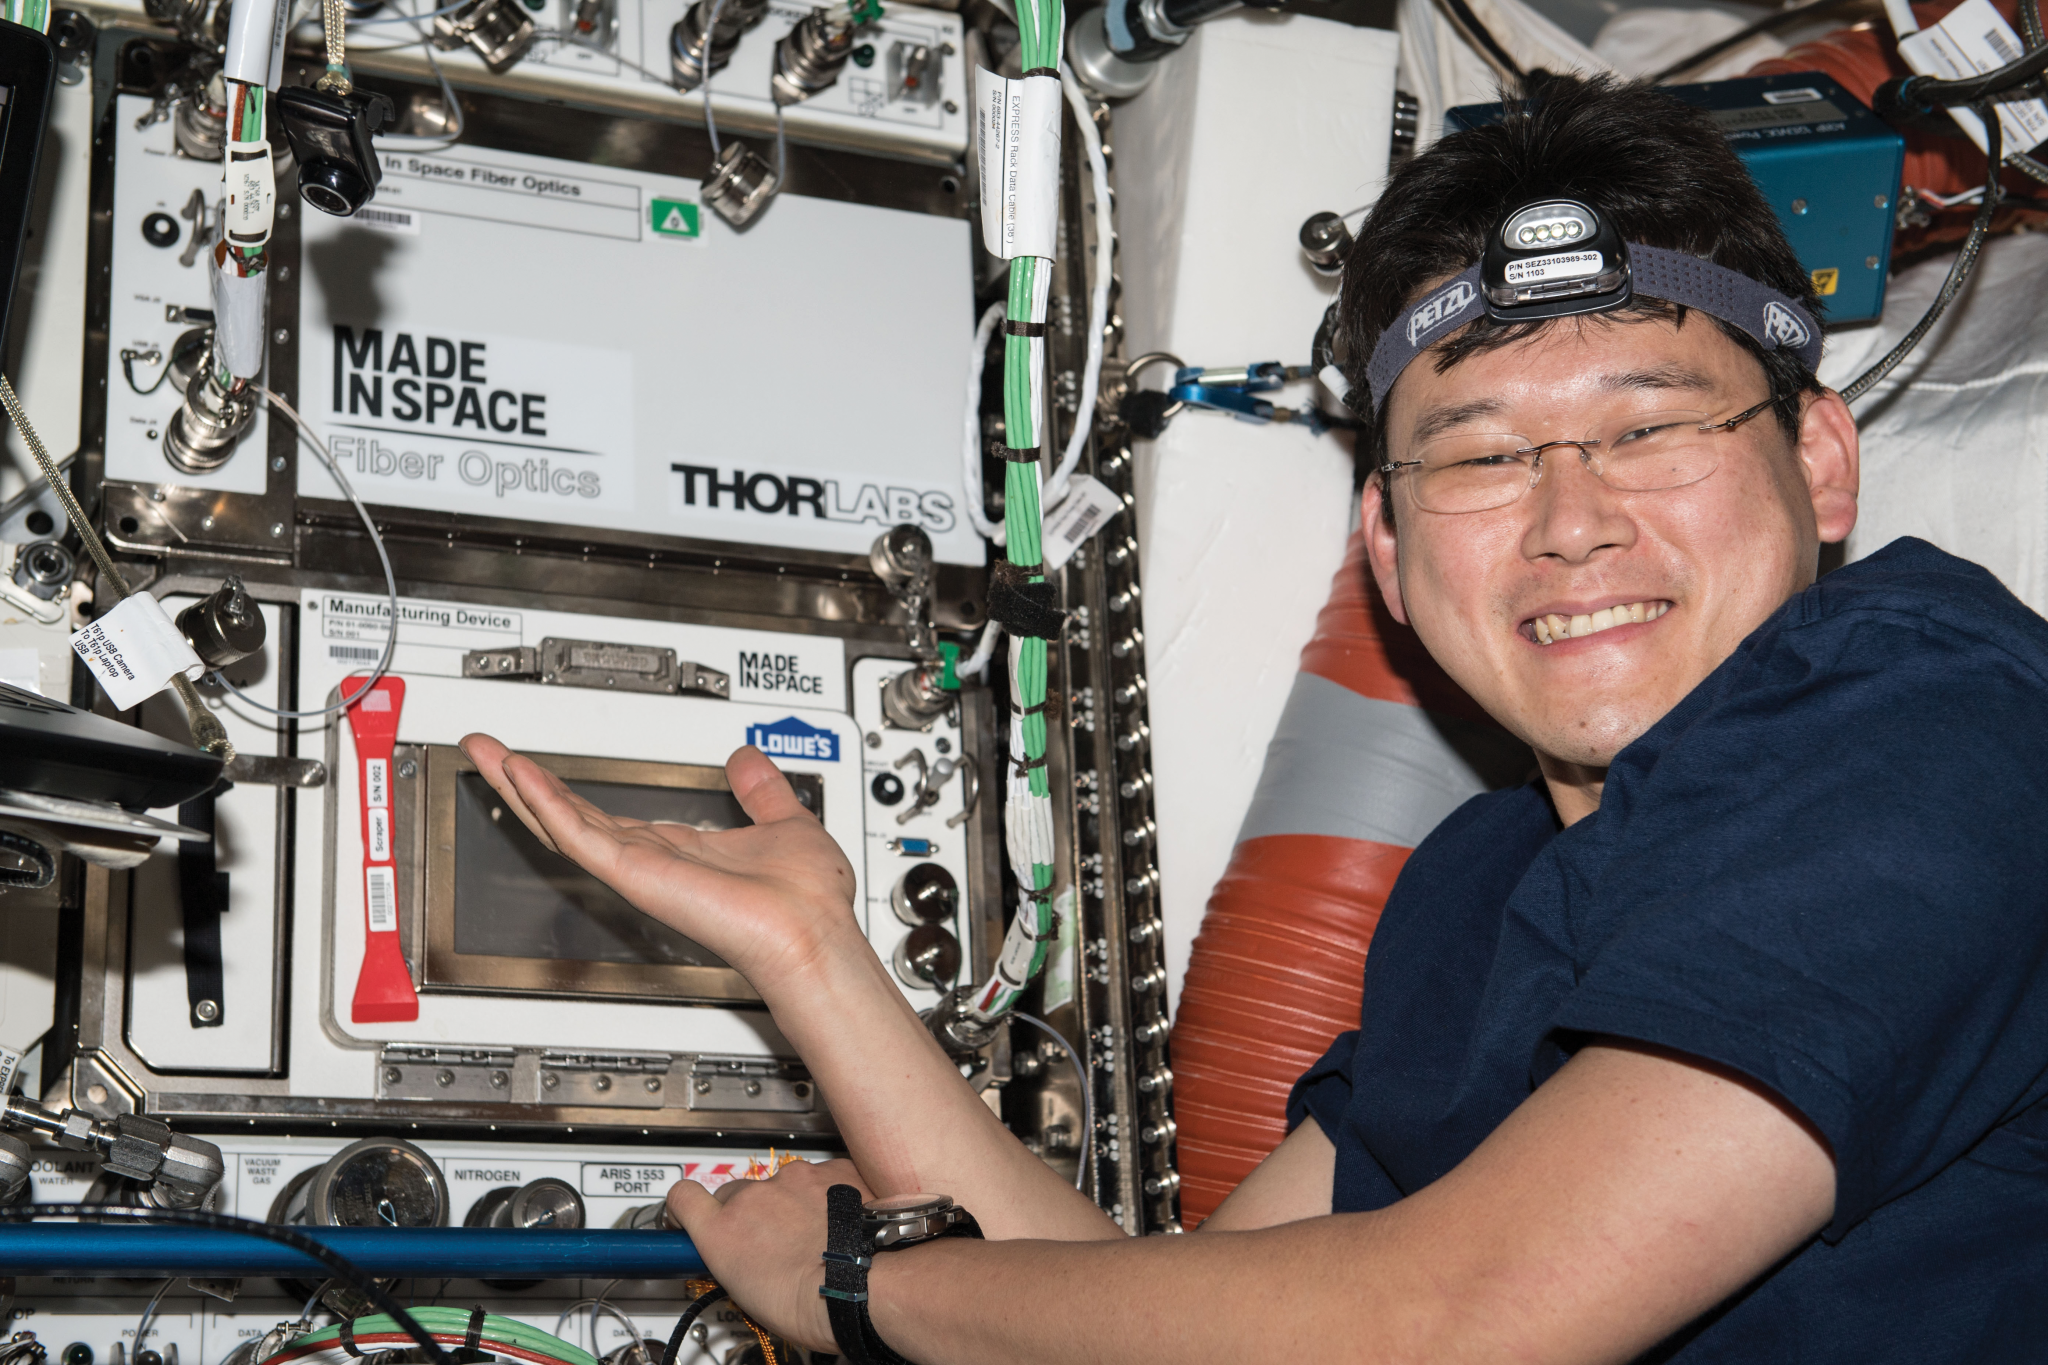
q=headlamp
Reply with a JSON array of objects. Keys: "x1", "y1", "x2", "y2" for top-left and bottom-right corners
[{"x1": 1363, "y1": 198, "x2": 1825, "y2": 413}]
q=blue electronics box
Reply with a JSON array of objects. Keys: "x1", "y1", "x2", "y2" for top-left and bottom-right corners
[{"x1": 1446, "y1": 71, "x2": 1906, "y2": 325}]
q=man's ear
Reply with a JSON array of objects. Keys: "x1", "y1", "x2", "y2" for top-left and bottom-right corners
[
  {"x1": 1799, "y1": 389, "x2": 1859, "y2": 544},
  {"x1": 1361, "y1": 479, "x2": 1410, "y2": 625}
]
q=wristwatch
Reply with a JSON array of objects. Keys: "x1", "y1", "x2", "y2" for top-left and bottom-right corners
[{"x1": 819, "y1": 1184, "x2": 984, "y2": 1365}]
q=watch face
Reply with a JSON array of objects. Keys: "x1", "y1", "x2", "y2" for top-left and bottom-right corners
[{"x1": 864, "y1": 1192, "x2": 954, "y2": 1219}]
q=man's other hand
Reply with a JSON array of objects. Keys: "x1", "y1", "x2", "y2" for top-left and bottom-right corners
[
  {"x1": 458, "y1": 735, "x2": 860, "y2": 986},
  {"x1": 666, "y1": 1159, "x2": 862, "y2": 1356}
]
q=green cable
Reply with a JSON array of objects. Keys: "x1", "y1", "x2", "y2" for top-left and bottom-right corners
[{"x1": 279, "y1": 1309, "x2": 597, "y2": 1365}]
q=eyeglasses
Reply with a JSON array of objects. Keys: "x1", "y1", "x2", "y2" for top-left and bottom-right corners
[{"x1": 1378, "y1": 397, "x2": 1777, "y2": 515}]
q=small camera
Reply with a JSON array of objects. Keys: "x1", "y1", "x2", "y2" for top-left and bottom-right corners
[{"x1": 275, "y1": 84, "x2": 397, "y2": 218}]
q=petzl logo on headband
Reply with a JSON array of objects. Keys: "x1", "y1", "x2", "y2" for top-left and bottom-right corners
[
  {"x1": 1761, "y1": 300, "x2": 1811, "y2": 351},
  {"x1": 1407, "y1": 279, "x2": 1479, "y2": 346}
]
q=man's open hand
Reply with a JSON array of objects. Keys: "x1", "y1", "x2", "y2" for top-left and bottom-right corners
[
  {"x1": 458, "y1": 735, "x2": 860, "y2": 985},
  {"x1": 666, "y1": 1159, "x2": 863, "y2": 1356}
]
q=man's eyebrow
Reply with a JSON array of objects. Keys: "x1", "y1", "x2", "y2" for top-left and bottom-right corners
[
  {"x1": 1597, "y1": 364, "x2": 1719, "y2": 394},
  {"x1": 1410, "y1": 398, "x2": 1508, "y2": 443}
]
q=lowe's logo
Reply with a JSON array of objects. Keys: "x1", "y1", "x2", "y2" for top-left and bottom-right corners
[{"x1": 745, "y1": 716, "x2": 840, "y2": 762}]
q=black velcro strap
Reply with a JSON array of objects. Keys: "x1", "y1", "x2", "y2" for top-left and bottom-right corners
[
  {"x1": 987, "y1": 561, "x2": 1067, "y2": 640},
  {"x1": 465, "y1": 1308, "x2": 487, "y2": 1352},
  {"x1": 337, "y1": 1323, "x2": 363, "y2": 1358},
  {"x1": 1003, "y1": 320, "x2": 1046, "y2": 337},
  {"x1": 1021, "y1": 66, "x2": 1059, "y2": 78}
]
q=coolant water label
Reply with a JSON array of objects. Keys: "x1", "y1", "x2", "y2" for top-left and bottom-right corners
[
  {"x1": 71, "y1": 593, "x2": 206, "y2": 711},
  {"x1": 308, "y1": 324, "x2": 636, "y2": 514}
]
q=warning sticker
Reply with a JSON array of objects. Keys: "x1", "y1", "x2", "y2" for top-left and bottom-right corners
[{"x1": 650, "y1": 198, "x2": 700, "y2": 239}]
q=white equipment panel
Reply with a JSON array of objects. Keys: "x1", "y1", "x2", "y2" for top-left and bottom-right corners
[
  {"x1": 103, "y1": 97, "x2": 273, "y2": 496},
  {"x1": 296, "y1": 138, "x2": 981, "y2": 564}
]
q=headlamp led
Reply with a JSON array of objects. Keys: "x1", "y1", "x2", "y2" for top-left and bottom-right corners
[{"x1": 1363, "y1": 198, "x2": 1825, "y2": 413}]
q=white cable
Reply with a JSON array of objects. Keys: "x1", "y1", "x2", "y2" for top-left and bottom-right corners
[
  {"x1": 964, "y1": 301, "x2": 1007, "y2": 543},
  {"x1": 955, "y1": 619, "x2": 1002, "y2": 680},
  {"x1": 701, "y1": 0, "x2": 729, "y2": 155},
  {"x1": 212, "y1": 387, "x2": 399, "y2": 720},
  {"x1": 1045, "y1": 65, "x2": 1112, "y2": 509},
  {"x1": 1881, "y1": 0, "x2": 1920, "y2": 39},
  {"x1": 1012, "y1": 1011, "x2": 1091, "y2": 1192}
]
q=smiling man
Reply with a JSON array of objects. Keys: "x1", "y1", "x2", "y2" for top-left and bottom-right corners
[{"x1": 462, "y1": 77, "x2": 2048, "y2": 1362}]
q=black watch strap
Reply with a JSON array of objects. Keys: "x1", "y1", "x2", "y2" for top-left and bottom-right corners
[
  {"x1": 819, "y1": 1184, "x2": 984, "y2": 1365},
  {"x1": 821, "y1": 1183, "x2": 909, "y2": 1365}
]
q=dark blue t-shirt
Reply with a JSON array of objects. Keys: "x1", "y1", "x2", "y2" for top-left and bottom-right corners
[{"x1": 1287, "y1": 537, "x2": 2048, "y2": 1357}]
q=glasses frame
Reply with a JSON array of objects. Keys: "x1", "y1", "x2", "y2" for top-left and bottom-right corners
[{"x1": 1378, "y1": 395, "x2": 1779, "y2": 514}]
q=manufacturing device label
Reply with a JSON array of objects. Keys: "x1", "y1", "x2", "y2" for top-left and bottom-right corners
[{"x1": 311, "y1": 322, "x2": 637, "y2": 513}]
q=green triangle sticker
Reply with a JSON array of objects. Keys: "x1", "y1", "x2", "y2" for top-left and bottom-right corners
[{"x1": 651, "y1": 199, "x2": 700, "y2": 238}]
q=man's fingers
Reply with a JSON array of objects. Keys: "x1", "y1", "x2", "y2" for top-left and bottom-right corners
[
  {"x1": 666, "y1": 1175, "x2": 723, "y2": 1233},
  {"x1": 459, "y1": 734, "x2": 561, "y2": 853},
  {"x1": 727, "y1": 746, "x2": 818, "y2": 825}
]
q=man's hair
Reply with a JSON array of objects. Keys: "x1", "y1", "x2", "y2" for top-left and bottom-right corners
[{"x1": 1341, "y1": 74, "x2": 1826, "y2": 476}]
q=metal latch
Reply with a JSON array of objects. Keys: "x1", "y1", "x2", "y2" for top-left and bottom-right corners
[
  {"x1": 462, "y1": 639, "x2": 730, "y2": 698},
  {"x1": 686, "y1": 1056, "x2": 816, "y2": 1113}
]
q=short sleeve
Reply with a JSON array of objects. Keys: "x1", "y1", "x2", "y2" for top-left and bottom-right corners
[
  {"x1": 1550, "y1": 601, "x2": 2048, "y2": 1240},
  {"x1": 1286, "y1": 1028, "x2": 1360, "y2": 1142}
]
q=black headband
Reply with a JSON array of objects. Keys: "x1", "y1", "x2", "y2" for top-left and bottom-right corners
[{"x1": 1363, "y1": 244, "x2": 1824, "y2": 412}]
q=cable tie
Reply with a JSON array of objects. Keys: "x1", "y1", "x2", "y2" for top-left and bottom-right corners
[
  {"x1": 1005, "y1": 561, "x2": 1045, "y2": 577},
  {"x1": 1021, "y1": 66, "x2": 1059, "y2": 78},
  {"x1": 1011, "y1": 753, "x2": 1049, "y2": 776},
  {"x1": 1002, "y1": 445, "x2": 1042, "y2": 463},
  {"x1": 1003, "y1": 320, "x2": 1047, "y2": 337},
  {"x1": 338, "y1": 1323, "x2": 363, "y2": 1358},
  {"x1": 464, "y1": 1308, "x2": 486, "y2": 1352}
]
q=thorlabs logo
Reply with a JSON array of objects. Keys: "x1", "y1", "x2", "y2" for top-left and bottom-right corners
[
  {"x1": 1407, "y1": 279, "x2": 1478, "y2": 346},
  {"x1": 744, "y1": 716, "x2": 840, "y2": 762}
]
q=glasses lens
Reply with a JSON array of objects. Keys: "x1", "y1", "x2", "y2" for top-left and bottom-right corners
[
  {"x1": 1588, "y1": 410, "x2": 1719, "y2": 492},
  {"x1": 1406, "y1": 435, "x2": 1535, "y2": 513}
]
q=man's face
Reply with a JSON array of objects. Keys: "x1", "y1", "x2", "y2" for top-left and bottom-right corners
[{"x1": 1364, "y1": 312, "x2": 1859, "y2": 777}]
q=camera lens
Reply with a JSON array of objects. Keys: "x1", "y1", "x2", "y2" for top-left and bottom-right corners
[{"x1": 301, "y1": 160, "x2": 372, "y2": 217}]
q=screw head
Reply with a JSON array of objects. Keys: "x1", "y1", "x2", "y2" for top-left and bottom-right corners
[
  {"x1": 278, "y1": 265, "x2": 291, "y2": 281},
  {"x1": 542, "y1": 1070, "x2": 560, "y2": 1090},
  {"x1": 436, "y1": 1069, "x2": 455, "y2": 1087},
  {"x1": 398, "y1": 759, "x2": 418, "y2": 779},
  {"x1": 866, "y1": 731, "x2": 883, "y2": 748},
  {"x1": 1875, "y1": 194, "x2": 1889, "y2": 208},
  {"x1": 489, "y1": 1070, "x2": 509, "y2": 1089},
  {"x1": 194, "y1": 999, "x2": 220, "y2": 1022},
  {"x1": 200, "y1": 515, "x2": 215, "y2": 531},
  {"x1": 1867, "y1": 255, "x2": 1880, "y2": 268},
  {"x1": 270, "y1": 522, "x2": 285, "y2": 537},
  {"x1": 384, "y1": 1066, "x2": 403, "y2": 1084},
  {"x1": 793, "y1": 1082, "x2": 811, "y2": 1099},
  {"x1": 273, "y1": 328, "x2": 289, "y2": 344},
  {"x1": 744, "y1": 1079, "x2": 762, "y2": 1096},
  {"x1": 1791, "y1": 198, "x2": 1808, "y2": 215},
  {"x1": 151, "y1": 488, "x2": 166, "y2": 502},
  {"x1": 943, "y1": 99, "x2": 959, "y2": 114},
  {"x1": 694, "y1": 1077, "x2": 713, "y2": 1095},
  {"x1": 644, "y1": 1076, "x2": 661, "y2": 1093},
  {"x1": 271, "y1": 455, "x2": 287, "y2": 471},
  {"x1": 593, "y1": 1073, "x2": 613, "y2": 1092}
]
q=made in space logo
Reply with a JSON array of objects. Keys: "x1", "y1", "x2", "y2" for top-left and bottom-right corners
[
  {"x1": 744, "y1": 716, "x2": 840, "y2": 762},
  {"x1": 324, "y1": 323, "x2": 633, "y2": 504}
]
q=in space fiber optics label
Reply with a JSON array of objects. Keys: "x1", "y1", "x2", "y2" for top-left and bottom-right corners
[
  {"x1": 319, "y1": 324, "x2": 635, "y2": 508},
  {"x1": 744, "y1": 716, "x2": 841, "y2": 761}
]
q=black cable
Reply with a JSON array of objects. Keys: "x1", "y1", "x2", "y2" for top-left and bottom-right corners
[
  {"x1": 1648, "y1": 0, "x2": 1863, "y2": 84},
  {"x1": 1842, "y1": 100, "x2": 2004, "y2": 404},
  {"x1": 0, "y1": 830, "x2": 55, "y2": 890},
  {"x1": 659, "y1": 1286, "x2": 728, "y2": 1365},
  {"x1": 1437, "y1": 0, "x2": 1524, "y2": 84},
  {"x1": 2025, "y1": 0, "x2": 2045, "y2": 52},
  {"x1": 1890, "y1": 43, "x2": 2048, "y2": 108},
  {"x1": 0, "y1": 1205, "x2": 453, "y2": 1365}
]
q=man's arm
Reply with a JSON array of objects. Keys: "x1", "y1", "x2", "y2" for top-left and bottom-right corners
[
  {"x1": 1197, "y1": 1121, "x2": 1334, "y2": 1230},
  {"x1": 675, "y1": 1040, "x2": 1835, "y2": 1364},
  {"x1": 461, "y1": 735, "x2": 1120, "y2": 1242}
]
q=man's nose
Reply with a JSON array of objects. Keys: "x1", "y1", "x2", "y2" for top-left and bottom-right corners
[{"x1": 1519, "y1": 446, "x2": 1637, "y2": 565}]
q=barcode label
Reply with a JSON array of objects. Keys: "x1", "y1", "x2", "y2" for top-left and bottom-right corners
[
  {"x1": 355, "y1": 206, "x2": 421, "y2": 235},
  {"x1": 330, "y1": 644, "x2": 381, "y2": 663},
  {"x1": 1986, "y1": 25, "x2": 2020, "y2": 61},
  {"x1": 368, "y1": 807, "x2": 392, "y2": 861},
  {"x1": 1041, "y1": 475, "x2": 1125, "y2": 571},
  {"x1": 365, "y1": 866, "x2": 398, "y2": 932}
]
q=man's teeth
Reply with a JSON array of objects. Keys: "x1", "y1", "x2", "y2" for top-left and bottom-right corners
[{"x1": 1530, "y1": 601, "x2": 1668, "y2": 644}]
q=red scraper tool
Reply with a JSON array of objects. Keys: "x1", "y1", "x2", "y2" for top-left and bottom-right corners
[{"x1": 344, "y1": 674, "x2": 419, "y2": 1023}]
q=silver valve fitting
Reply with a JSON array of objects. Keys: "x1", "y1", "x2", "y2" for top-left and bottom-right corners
[{"x1": 3, "y1": 1094, "x2": 225, "y2": 1207}]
